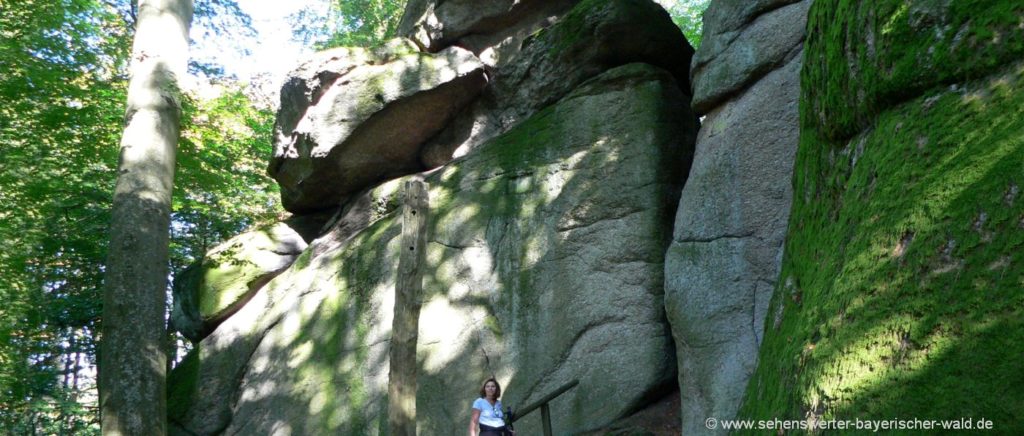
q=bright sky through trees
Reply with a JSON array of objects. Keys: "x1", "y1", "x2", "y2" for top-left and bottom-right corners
[
  {"x1": 191, "y1": 0, "x2": 707, "y2": 87},
  {"x1": 188, "y1": 0, "x2": 320, "y2": 94}
]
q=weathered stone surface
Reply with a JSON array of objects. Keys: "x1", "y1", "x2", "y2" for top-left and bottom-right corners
[
  {"x1": 397, "y1": 0, "x2": 580, "y2": 67},
  {"x1": 700, "y1": 0, "x2": 801, "y2": 36},
  {"x1": 664, "y1": 8, "x2": 809, "y2": 432},
  {"x1": 585, "y1": 390, "x2": 680, "y2": 435},
  {"x1": 166, "y1": 191, "x2": 379, "y2": 435},
  {"x1": 664, "y1": 52, "x2": 802, "y2": 434},
  {"x1": 170, "y1": 214, "x2": 329, "y2": 342},
  {"x1": 170, "y1": 63, "x2": 697, "y2": 435},
  {"x1": 269, "y1": 38, "x2": 487, "y2": 213},
  {"x1": 419, "y1": 0, "x2": 695, "y2": 168},
  {"x1": 690, "y1": 0, "x2": 809, "y2": 114}
]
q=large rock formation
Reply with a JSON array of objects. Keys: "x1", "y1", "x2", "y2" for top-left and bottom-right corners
[
  {"x1": 739, "y1": 1, "x2": 1024, "y2": 432},
  {"x1": 418, "y1": 0, "x2": 694, "y2": 168},
  {"x1": 397, "y1": 0, "x2": 580, "y2": 66},
  {"x1": 168, "y1": 1, "x2": 1024, "y2": 434},
  {"x1": 663, "y1": 1, "x2": 809, "y2": 433},
  {"x1": 169, "y1": 0, "x2": 700, "y2": 434},
  {"x1": 689, "y1": 0, "x2": 809, "y2": 112},
  {"x1": 269, "y1": 39, "x2": 487, "y2": 213},
  {"x1": 170, "y1": 214, "x2": 329, "y2": 342},
  {"x1": 167, "y1": 192, "x2": 380, "y2": 435},
  {"x1": 169, "y1": 63, "x2": 696, "y2": 435}
]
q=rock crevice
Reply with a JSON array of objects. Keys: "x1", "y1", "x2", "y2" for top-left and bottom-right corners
[{"x1": 663, "y1": 1, "x2": 808, "y2": 433}]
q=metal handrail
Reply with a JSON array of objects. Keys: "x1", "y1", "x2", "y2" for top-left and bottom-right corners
[{"x1": 507, "y1": 379, "x2": 579, "y2": 436}]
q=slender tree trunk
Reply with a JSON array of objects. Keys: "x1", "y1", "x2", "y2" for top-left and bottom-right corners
[
  {"x1": 388, "y1": 178, "x2": 429, "y2": 436},
  {"x1": 72, "y1": 344, "x2": 81, "y2": 391},
  {"x1": 100, "y1": 1, "x2": 193, "y2": 435},
  {"x1": 62, "y1": 338, "x2": 73, "y2": 389}
]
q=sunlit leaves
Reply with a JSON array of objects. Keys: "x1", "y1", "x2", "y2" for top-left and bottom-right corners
[
  {"x1": 0, "y1": 0, "x2": 129, "y2": 432},
  {"x1": 655, "y1": 0, "x2": 710, "y2": 48},
  {"x1": 292, "y1": 0, "x2": 404, "y2": 49},
  {"x1": 173, "y1": 86, "x2": 282, "y2": 272},
  {"x1": 1, "y1": 0, "x2": 276, "y2": 432}
]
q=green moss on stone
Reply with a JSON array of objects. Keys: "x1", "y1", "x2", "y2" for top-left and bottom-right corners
[
  {"x1": 538, "y1": 0, "x2": 602, "y2": 56},
  {"x1": 167, "y1": 350, "x2": 200, "y2": 423},
  {"x1": 483, "y1": 314, "x2": 503, "y2": 338},
  {"x1": 803, "y1": 0, "x2": 1024, "y2": 140},
  {"x1": 740, "y1": 59, "x2": 1024, "y2": 432},
  {"x1": 198, "y1": 264, "x2": 258, "y2": 317}
]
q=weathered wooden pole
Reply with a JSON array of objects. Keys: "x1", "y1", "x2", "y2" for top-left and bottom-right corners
[
  {"x1": 540, "y1": 404, "x2": 553, "y2": 436},
  {"x1": 388, "y1": 177, "x2": 429, "y2": 436}
]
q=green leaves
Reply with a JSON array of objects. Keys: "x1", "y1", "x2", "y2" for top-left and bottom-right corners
[
  {"x1": 655, "y1": 0, "x2": 710, "y2": 49},
  {"x1": 173, "y1": 86, "x2": 282, "y2": 271},
  {"x1": 0, "y1": 0, "x2": 278, "y2": 432},
  {"x1": 0, "y1": 1, "x2": 128, "y2": 429},
  {"x1": 292, "y1": 0, "x2": 405, "y2": 49}
]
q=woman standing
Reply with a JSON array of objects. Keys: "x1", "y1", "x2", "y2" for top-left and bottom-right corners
[{"x1": 469, "y1": 377, "x2": 513, "y2": 436}]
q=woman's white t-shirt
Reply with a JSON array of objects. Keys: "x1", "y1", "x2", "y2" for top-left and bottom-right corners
[{"x1": 472, "y1": 398, "x2": 505, "y2": 428}]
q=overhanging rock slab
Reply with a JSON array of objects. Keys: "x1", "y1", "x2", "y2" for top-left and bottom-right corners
[{"x1": 269, "y1": 39, "x2": 487, "y2": 213}]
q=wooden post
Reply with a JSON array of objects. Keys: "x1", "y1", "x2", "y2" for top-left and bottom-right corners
[
  {"x1": 541, "y1": 403, "x2": 553, "y2": 436},
  {"x1": 388, "y1": 177, "x2": 429, "y2": 436}
]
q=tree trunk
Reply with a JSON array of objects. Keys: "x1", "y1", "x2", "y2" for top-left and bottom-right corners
[
  {"x1": 99, "y1": 1, "x2": 193, "y2": 435},
  {"x1": 388, "y1": 178, "x2": 429, "y2": 436}
]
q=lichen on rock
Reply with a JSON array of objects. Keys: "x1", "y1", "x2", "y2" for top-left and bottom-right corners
[{"x1": 418, "y1": 0, "x2": 696, "y2": 168}]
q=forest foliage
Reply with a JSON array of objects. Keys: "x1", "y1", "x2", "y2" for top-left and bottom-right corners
[
  {"x1": 0, "y1": 0, "x2": 279, "y2": 432},
  {"x1": 0, "y1": 0, "x2": 707, "y2": 433}
]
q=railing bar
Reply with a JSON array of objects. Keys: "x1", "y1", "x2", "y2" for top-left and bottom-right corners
[{"x1": 511, "y1": 379, "x2": 579, "y2": 423}]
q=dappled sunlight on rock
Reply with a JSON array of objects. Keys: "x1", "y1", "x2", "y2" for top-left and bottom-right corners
[
  {"x1": 170, "y1": 61, "x2": 696, "y2": 434},
  {"x1": 419, "y1": 297, "x2": 489, "y2": 372},
  {"x1": 287, "y1": 341, "x2": 314, "y2": 370},
  {"x1": 463, "y1": 245, "x2": 495, "y2": 284}
]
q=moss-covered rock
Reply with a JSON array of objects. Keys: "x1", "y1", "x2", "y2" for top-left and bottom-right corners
[
  {"x1": 803, "y1": 0, "x2": 1024, "y2": 140},
  {"x1": 169, "y1": 63, "x2": 697, "y2": 435},
  {"x1": 741, "y1": 3, "x2": 1024, "y2": 429},
  {"x1": 170, "y1": 214, "x2": 329, "y2": 342}
]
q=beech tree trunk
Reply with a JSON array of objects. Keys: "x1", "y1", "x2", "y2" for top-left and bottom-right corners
[
  {"x1": 100, "y1": 1, "x2": 193, "y2": 435},
  {"x1": 388, "y1": 178, "x2": 429, "y2": 436}
]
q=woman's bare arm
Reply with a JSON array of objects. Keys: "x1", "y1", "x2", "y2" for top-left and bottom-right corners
[{"x1": 469, "y1": 408, "x2": 481, "y2": 436}]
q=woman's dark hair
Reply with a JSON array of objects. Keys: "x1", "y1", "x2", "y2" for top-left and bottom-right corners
[{"x1": 478, "y1": 377, "x2": 501, "y2": 399}]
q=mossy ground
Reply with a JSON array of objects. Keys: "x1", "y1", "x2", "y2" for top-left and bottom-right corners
[{"x1": 740, "y1": 44, "x2": 1024, "y2": 436}]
